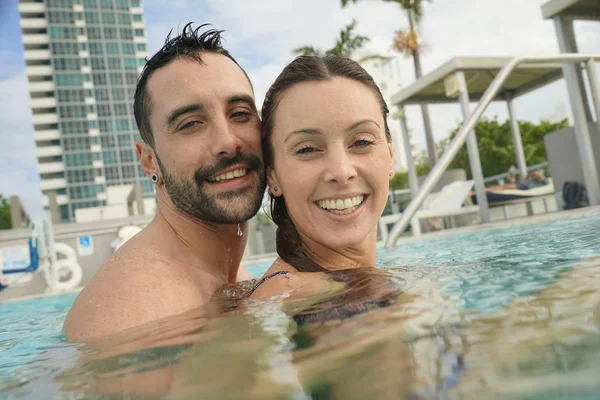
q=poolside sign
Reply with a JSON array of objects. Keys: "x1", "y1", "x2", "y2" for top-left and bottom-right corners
[{"x1": 76, "y1": 236, "x2": 94, "y2": 256}]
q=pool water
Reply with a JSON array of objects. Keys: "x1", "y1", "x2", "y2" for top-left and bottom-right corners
[{"x1": 1, "y1": 211, "x2": 599, "y2": 399}]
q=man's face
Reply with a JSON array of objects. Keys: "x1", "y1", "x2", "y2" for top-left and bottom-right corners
[{"x1": 147, "y1": 53, "x2": 265, "y2": 224}]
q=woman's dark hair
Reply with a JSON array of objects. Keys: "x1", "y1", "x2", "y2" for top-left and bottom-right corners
[{"x1": 261, "y1": 55, "x2": 391, "y2": 273}]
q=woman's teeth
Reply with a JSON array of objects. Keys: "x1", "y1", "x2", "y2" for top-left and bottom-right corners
[
  {"x1": 317, "y1": 195, "x2": 365, "y2": 215},
  {"x1": 207, "y1": 168, "x2": 247, "y2": 182}
]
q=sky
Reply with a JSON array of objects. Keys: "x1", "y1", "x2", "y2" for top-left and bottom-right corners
[{"x1": 0, "y1": 0, "x2": 599, "y2": 219}]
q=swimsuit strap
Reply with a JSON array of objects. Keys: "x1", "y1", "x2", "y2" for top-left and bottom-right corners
[{"x1": 247, "y1": 270, "x2": 290, "y2": 296}]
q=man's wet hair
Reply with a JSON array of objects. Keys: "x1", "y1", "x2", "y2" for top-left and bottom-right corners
[{"x1": 133, "y1": 22, "x2": 251, "y2": 148}]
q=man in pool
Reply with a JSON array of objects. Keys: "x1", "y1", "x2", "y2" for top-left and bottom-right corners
[{"x1": 63, "y1": 23, "x2": 266, "y2": 342}]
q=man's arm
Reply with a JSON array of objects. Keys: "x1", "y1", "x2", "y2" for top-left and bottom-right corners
[{"x1": 63, "y1": 258, "x2": 204, "y2": 342}]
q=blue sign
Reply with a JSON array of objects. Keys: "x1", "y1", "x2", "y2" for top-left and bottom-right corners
[{"x1": 76, "y1": 236, "x2": 94, "y2": 256}]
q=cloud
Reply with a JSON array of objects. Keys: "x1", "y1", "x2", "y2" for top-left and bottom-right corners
[{"x1": 0, "y1": 72, "x2": 42, "y2": 219}]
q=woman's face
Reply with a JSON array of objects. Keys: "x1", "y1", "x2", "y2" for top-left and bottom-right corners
[{"x1": 268, "y1": 77, "x2": 394, "y2": 250}]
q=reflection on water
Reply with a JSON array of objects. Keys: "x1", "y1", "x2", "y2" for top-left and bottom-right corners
[{"x1": 1, "y1": 212, "x2": 599, "y2": 399}]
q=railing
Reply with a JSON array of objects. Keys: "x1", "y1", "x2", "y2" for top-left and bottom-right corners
[
  {"x1": 483, "y1": 162, "x2": 549, "y2": 185},
  {"x1": 385, "y1": 54, "x2": 600, "y2": 247}
]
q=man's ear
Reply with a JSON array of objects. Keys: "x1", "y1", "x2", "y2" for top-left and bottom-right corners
[
  {"x1": 267, "y1": 168, "x2": 282, "y2": 197},
  {"x1": 136, "y1": 141, "x2": 159, "y2": 180}
]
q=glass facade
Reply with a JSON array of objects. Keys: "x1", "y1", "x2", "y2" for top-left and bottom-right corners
[{"x1": 42, "y1": 0, "x2": 150, "y2": 222}]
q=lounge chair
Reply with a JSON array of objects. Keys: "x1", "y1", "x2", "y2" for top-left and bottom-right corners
[
  {"x1": 471, "y1": 178, "x2": 555, "y2": 218},
  {"x1": 379, "y1": 180, "x2": 479, "y2": 239}
]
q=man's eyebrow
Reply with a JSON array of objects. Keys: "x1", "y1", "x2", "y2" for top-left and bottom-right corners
[
  {"x1": 167, "y1": 104, "x2": 203, "y2": 128},
  {"x1": 284, "y1": 128, "x2": 321, "y2": 143},
  {"x1": 346, "y1": 118, "x2": 380, "y2": 131},
  {"x1": 227, "y1": 94, "x2": 257, "y2": 111}
]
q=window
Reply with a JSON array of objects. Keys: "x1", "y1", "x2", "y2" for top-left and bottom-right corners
[
  {"x1": 103, "y1": 27, "x2": 118, "y2": 40},
  {"x1": 60, "y1": 121, "x2": 89, "y2": 135},
  {"x1": 117, "y1": 13, "x2": 131, "y2": 25},
  {"x1": 89, "y1": 42, "x2": 103, "y2": 55},
  {"x1": 92, "y1": 73, "x2": 107, "y2": 86},
  {"x1": 133, "y1": 14, "x2": 142, "y2": 22},
  {"x1": 114, "y1": 103, "x2": 128, "y2": 115},
  {"x1": 67, "y1": 168, "x2": 95, "y2": 183},
  {"x1": 91, "y1": 57, "x2": 105, "y2": 70},
  {"x1": 102, "y1": 12, "x2": 116, "y2": 25},
  {"x1": 104, "y1": 166, "x2": 120, "y2": 180},
  {"x1": 109, "y1": 72, "x2": 123, "y2": 85},
  {"x1": 118, "y1": 134, "x2": 132, "y2": 147},
  {"x1": 111, "y1": 88, "x2": 126, "y2": 100},
  {"x1": 54, "y1": 58, "x2": 81, "y2": 71},
  {"x1": 131, "y1": 0, "x2": 140, "y2": 7},
  {"x1": 120, "y1": 28, "x2": 133, "y2": 40},
  {"x1": 84, "y1": 11, "x2": 100, "y2": 24},
  {"x1": 48, "y1": 26, "x2": 77, "y2": 40},
  {"x1": 137, "y1": 58, "x2": 146, "y2": 67},
  {"x1": 105, "y1": 42, "x2": 120, "y2": 55},
  {"x1": 99, "y1": 119, "x2": 113, "y2": 133},
  {"x1": 55, "y1": 74, "x2": 84, "y2": 87},
  {"x1": 59, "y1": 105, "x2": 87, "y2": 118},
  {"x1": 100, "y1": 135, "x2": 116, "y2": 148},
  {"x1": 65, "y1": 152, "x2": 93, "y2": 167},
  {"x1": 87, "y1": 27, "x2": 102, "y2": 39},
  {"x1": 125, "y1": 73, "x2": 138, "y2": 85},
  {"x1": 47, "y1": 0, "x2": 74, "y2": 8},
  {"x1": 108, "y1": 57, "x2": 121, "y2": 69},
  {"x1": 64, "y1": 137, "x2": 91, "y2": 152},
  {"x1": 57, "y1": 89, "x2": 86, "y2": 103},
  {"x1": 121, "y1": 43, "x2": 134, "y2": 54},
  {"x1": 51, "y1": 42, "x2": 79, "y2": 55},
  {"x1": 134, "y1": 29, "x2": 144, "y2": 37},
  {"x1": 48, "y1": 11, "x2": 75, "y2": 24},
  {"x1": 97, "y1": 104, "x2": 112, "y2": 117},
  {"x1": 115, "y1": 119, "x2": 129, "y2": 131},
  {"x1": 123, "y1": 58, "x2": 137, "y2": 69},
  {"x1": 122, "y1": 164, "x2": 136, "y2": 178},
  {"x1": 120, "y1": 150, "x2": 135, "y2": 163},
  {"x1": 102, "y1": 151, "x2": 118, "y2": 165},
  {"x1": 83, "y1": 0, "x2": 98, "y2": 7},
  {"x1": 94, "y1": 88, "x2": 109, "y2": 101}
]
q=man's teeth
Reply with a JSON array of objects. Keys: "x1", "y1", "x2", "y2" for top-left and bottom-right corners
[
  {"x1": 208, "y1": 168, "x2": 247, "y2": 182},
  {"x1": 317, "y1": 195, "x2": 364, "y2": 215}
]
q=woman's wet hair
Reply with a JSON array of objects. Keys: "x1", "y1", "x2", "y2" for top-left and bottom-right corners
[{"x1": 261, "y1": 55, "x2": 391, "y2": 273}]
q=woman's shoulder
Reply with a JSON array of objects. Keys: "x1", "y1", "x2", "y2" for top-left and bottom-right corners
[{"x1": 249, "y1": 259, "x2": 299, "y2": 299}]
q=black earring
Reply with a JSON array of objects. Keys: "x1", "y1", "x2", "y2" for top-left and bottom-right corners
[{"x1": 151, "y1": 173, "x2": 158, "y2": 183}]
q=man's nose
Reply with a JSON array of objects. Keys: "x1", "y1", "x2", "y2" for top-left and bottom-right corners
[{"x1": 210, "y1": 117, "x2": 242, "y2": 158}]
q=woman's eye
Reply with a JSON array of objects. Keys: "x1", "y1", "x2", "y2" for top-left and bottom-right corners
[
  {"x1": 354, "y1": 139, "x2": 375, "y2": 148},
  {"x1": 295, "y1": 145, "x2": 317, "y2": 155}
]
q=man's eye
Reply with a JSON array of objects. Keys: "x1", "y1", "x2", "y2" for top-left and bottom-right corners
[
  {"x1": 231, "y1": 111, "x2": 252, "y2": 120},
  {"x1": 180, "y1": 121, "x2": 199, "y2": 130}
]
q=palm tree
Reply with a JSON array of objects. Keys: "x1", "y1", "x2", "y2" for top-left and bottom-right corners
[
  {"x1": 342, "y1": 0, "x2": 438, "y2": 167},
  {"x1": 293, "y1": 19, "x2": 388, "y2": 62}
]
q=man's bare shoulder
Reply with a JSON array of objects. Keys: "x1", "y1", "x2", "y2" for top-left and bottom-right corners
[{"x1": 63, "y1": 235, "x2": 204, "y2": 342}]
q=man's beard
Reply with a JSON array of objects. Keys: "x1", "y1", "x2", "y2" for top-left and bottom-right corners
[{"x1": 156, "y1": 152, "x2": 266, "y2": 224}]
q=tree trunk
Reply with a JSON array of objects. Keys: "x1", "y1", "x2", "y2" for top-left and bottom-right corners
[{"x1": 408, "y1": 8, "x2": 438, "y2": 167}]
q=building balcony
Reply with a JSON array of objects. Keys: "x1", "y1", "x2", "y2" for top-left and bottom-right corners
[
  {"x1": 35, "y1": 145, "x2": 62, "y2": 158},
  {"x1": 34, "y1": 129, "x2": 60, "y2": 141},
  {"x1": 40, "y1": 178, "x2": 66, "y2": 191},
  {"x1": 95, "y1": 176, "x2": 106, "y2": 185},
  {"x1": 38, "y1": 162, "x2": 65, "y2": 174},
  {"x1": 22, "y1": 34, "x2": 49, "y2": 45},
  {"x1": 81, "y1": 66, "x2": 92, "y2": 74},
  {"x1": 30, "y1": 97, "x2": 56, "y2": 109},
  {"x1": 91, "y1": 144, "x2": 101, "y2": 152},
  {"x1": 26, "y1": 65, "x2": 53, "y2": 77},
  {"x1": 24, "y1": 49, "x2": 50, "y2": 61},
  {"x1": 28, "y1": 80, "x2": 54, "y2": 92},
  {"x1": 32, "y1": 113, "x2": 58, "y2": 125},
  {"x1": 92, "y1": 160, "x2": 104, "y2": 168},
  {"x1": 89, "y1": 128, "x2": 99, "y2": 136},
  {"x1": 42, "y1": 194, "x2": 68, "y2": 207},
  {"x1": 18, "y1": 2, "x2": 45, "y2": 13},
  {"x1": 20, "y1": 18, "x2": 47, "y2": 30}
]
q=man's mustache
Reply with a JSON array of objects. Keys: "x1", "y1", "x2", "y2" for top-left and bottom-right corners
[{"x1": 194, "y1": 152, "x2": 263, "y2": 184}]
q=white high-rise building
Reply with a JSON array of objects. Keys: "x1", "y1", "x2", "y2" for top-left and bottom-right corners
[
  {"x1": 19, "y1": 0, "x2": 150, "y2": 223},
  {"x1": 359, "y1": 56, "x2": 418, "y2": 172}
]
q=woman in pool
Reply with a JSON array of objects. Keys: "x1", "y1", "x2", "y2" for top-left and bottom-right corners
[{"x1": 249, "y1": 55, "x2": 397, "y2": 300}]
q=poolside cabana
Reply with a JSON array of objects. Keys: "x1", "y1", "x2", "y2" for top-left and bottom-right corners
[{"x1": 391, "y1": 56, "x2": 577, "y2": 224}]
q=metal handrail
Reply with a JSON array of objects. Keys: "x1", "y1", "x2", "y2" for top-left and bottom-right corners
[
  {"x1": 385, "y1": 54, "x2": 600, "y2": 247},
  {"x1": 483, "y1": 162, "x2": 549, "y2": 185}
]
